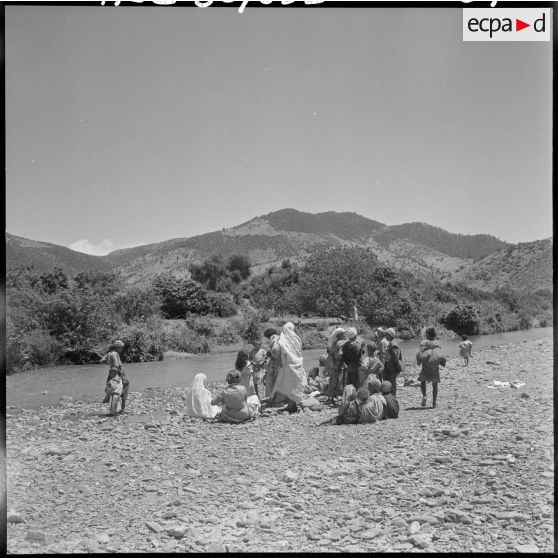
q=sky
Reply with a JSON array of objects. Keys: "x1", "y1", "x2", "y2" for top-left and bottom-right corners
[{"x1": 6, "y1": 4, "x2": 553, "y2": 255}]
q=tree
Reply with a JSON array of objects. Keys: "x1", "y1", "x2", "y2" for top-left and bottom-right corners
[
  {"x1": 189, "y1": 254, "x2": 228, "y2": 290},
  {"x1": 442, "y1": 304, "x2": 480, "y2": 335},
  {"x1": 226, "y1": 254, "x2": 251, "y2": 281},
  {"x1": 151, "y1": 274, "x2": 211, "y2": 318}
]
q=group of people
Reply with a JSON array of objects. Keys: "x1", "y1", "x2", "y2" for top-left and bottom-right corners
[{"x1": 101, "y1": 322, "x2": 472, "y2": 421}]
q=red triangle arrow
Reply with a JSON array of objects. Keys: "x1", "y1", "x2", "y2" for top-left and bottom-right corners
[{"x1": 516, "y1": 18, "x2": 530, "y2": 31}]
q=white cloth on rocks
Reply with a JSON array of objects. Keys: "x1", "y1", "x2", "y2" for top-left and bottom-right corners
[
  {"x1": 271, "y1": 322, "x2": 307, "y2": 404},
  {"x1": 184, "y1": 373, "x2": 220, "y2": 418}
]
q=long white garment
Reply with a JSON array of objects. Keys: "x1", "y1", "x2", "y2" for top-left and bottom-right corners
[
  {"x1": 184, "y1": 373, "x2": 220, "y2": 418},
  {"x1": 271, "y1": 322, "x2": 307, "y2": 404}
]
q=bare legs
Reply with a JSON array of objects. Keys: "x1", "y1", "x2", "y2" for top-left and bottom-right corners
[{"x1": 421, "y1": 381, "x2": 438, "y2": 408}]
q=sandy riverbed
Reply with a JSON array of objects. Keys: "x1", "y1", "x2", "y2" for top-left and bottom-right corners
[{"x1": 6, "y1": 338, "x2": 554, "y2": 553}]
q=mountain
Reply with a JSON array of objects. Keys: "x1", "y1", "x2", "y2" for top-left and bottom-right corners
[
  {"x1": 449, "y1": 238, "x2": 553, "y2": 292},
  {"x1": 6, "y1": 209, "x2": 548, "y2": 292},
  {"x1": 6, "y1": 233, "x2": 112, "y2": 276}
]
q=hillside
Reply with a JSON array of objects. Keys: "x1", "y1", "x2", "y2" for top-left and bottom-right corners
[
  {"x1": 5, "y1": 209, "x2": 549, "y2": 292},
  {"x1": 5, "y1": 233, "x2": 112, "y2": 276},
  {"x1": 450, "y1": 238, "x2": 553, "y2": 292}
]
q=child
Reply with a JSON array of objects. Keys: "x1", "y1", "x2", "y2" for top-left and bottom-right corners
[
  {"x1": 383, "y1": 343, "x2": 403, "y2": 398},
  {"x1": 355, "y1": 388, "x2": 378, "y2": 423},
  {"x1": 459, "y1": 335, "x2": 473, "y2": 366},
  {"x1": 359, "y1": 342, "x2": 384, "y2": 387},
  {"x1": 318, "y1": 385, "x2": 358, "y2": 425},
  {"x1": 381, "y1": 380, "x2": 400, "y2": 419},
  {"x1": 105, "y1": 374, "x2": 123, "y2": 416},
  {"x1": 367, "y1": 378, "x2": 387, "y2": 420},
  {"x1": 416, "y1": 327, "x2": 447, "y2": 409}
]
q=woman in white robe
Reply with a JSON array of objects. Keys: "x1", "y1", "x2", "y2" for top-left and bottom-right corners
[
  {"x1": 184, "y1": 373, "x2": 220, "y2": 419},
  {"x1": 271, "y1": 322, "x2": 307, "y2": 408}
]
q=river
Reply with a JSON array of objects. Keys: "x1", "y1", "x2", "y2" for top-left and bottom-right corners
[{"x1": 6, "y1": 327, "x2": 553, "y2": 410}]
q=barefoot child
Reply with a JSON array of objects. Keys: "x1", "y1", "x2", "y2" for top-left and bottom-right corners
[
  {"x1": 359, "y1": 342, "x2": 384, "y2": 387},
  {"x1": 459, "y1": 335, "x2": 473, "y2": 366},
  {"x1": 416, "y1": 327, "x2": 446, "y2": 409}
]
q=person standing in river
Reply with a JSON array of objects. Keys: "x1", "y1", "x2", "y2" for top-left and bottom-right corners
[
  {"x1": 101, "y1": 340, "x2": 130, "y2": 413},
  {"x1": 416, "y1": 327, "x2": 446, "y2": 409}
]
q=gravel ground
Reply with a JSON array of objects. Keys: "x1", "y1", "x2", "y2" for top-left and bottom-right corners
[{"x1": 6, "y1": 338, "x2": 554, "y2": 553}]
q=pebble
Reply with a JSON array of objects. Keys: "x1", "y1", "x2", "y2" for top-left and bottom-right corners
[
  {"x1": 145, "y1": 521, "x2": 164, "y2": 533},
  {"x1": 24, "y1": 530, "x2": 51, "y2": 545},
  {"x1": 7, "y1": 511, "x2": 24, "y2": 524}
]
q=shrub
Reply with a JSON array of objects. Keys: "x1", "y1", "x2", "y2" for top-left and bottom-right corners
[
  {"x1": 315, "y1": 319, "x2": 330, "y2": 331},
  {"x1": 240, "y1": 312, "x2": 262, "y2": 344},
  {"x1": 22, "y1": 330, "x2": 65, "y2": 368},
  {"x1": 166, "y1": 325, "x2": 212, "y2": 354},
  {"x1": 442, "y1": 305, "x2": 481, "y2": 336},
  {"x1": 300, "y1": 329, "x2": 327, "y2": 350},
  {"x1": 184, "y1": 315, "x2": 217, "y2": 337},
  {"x1": 118, "y1": 321, "x2": 167, "y2": 363},
  {"x1": 213, "y1": 322, "x2": 241, "y2": 345},
  {"x1": 206, "y1": 291, "x2": 238, "y2": 318}
]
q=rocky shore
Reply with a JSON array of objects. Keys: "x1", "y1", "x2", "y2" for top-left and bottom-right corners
[{"x1": 6, "y1": 338, "x2": 554, "y2": 553}]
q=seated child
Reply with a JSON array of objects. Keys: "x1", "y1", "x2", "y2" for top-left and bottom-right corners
[
  {"x1": 318, "y1": 385, "x2": 358, "y2": 425},
  {"x1": 360, "y1": 343, "x2": 384, "y2": 387},
  {"x1": 355, "y1": 388, "x2": 378, "y2": 423},
  {"x1": 381, "y1": 380, "x2": 400, "y2": 419},
  {"x1": 367, "y1": 378, "x2": 387, "y2": 420}
]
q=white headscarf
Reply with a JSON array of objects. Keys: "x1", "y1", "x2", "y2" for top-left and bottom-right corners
[
  {"x1": 329, "y1": 327, "x2": 346, "y2": 351},
  {"x1": 279, "y1": 322, "x2": 302, "y2": 362},
  {"x1": 184, "y1": 373, "x2": 220, "y2": 419},
  {"x1": 346, "y1": 327, "x2": 358, "y2": 340}
]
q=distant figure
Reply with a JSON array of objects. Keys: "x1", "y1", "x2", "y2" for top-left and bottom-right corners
[
  {"x1": 211, "y1": 370, "x2": 259, "y2": 423},
  {"x1": 376, "y1": 327, "x2": 389, "y2": 364},
  {"x1": 360, "y1": 342, "x2": 384, "y2": 387},
  {"x1": 366, "y1": 378, "x2": 387, "y2": 420},
  {"x1": 101, "y1": 340, "x2": 130, "y2": 414},
  {"x1": 271, "y1": 322, "x2": 308, "y2": 411},
  {"x1": 263, "y1": 328, "x2": 281, "y2": 399},
  {"x1": 383, "y1": 343, "x2": 403, "y2": 398},
  {"x1": 184, "y1": 373, "x2": 220, "y2": 419},
  {"x1": 459, "y1": 335, "x2": 473, "y2": 366},
  {"x1": 381, "y1": 380, "x2": 400, "y2": 419},
  {"x1": 416, "y1": 327, "x2": 447, "y2": 409},
  {"x1": 236, "y1": 350, "x2": 256, "y2": 397},
  {"x1": 315, "y1": 355, "x2": 329, "y2": 393},
  {"x1": 341, "y1": 327, "x2": 364, "y2": 390}
]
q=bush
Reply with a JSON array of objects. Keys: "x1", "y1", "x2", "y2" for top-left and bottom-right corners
[
  {"x1": 166, "y1": 325, "x2": 212, "y2": 354},
  {"x1": 7, "y1": 330, "x2": 64, "y2": 371},
  {"x1": 184, "y1": 315, "x2": 217, "y2": 337},
  {"x1": 300, "y1": 329, "x2": 327, "y2": 350},
  {"x1": 118, "y1": 321, "x2": 167, "y2": 363},
  {"x1": 315, "y1": 319, "x2": 330, "y2": 331},
  {"x1": 206, "y1": 291, "x2": 238, "y2": 318},
  {"x1": 442, "y1": 305, "x2": 481, "y2": 336},
  {"x1": 213, "y1": 322, "x2": 241, "y2": 346},
  {"x1": 240, "y1": 312, "x2": 262, "y2": 344}
]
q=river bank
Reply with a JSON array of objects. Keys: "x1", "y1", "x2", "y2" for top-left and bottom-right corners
[{"x1": 6, "y1": 337, "x2": 554, "y2": 553}]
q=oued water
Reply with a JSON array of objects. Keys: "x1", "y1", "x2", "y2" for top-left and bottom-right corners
[{"x1": 6, "y1": 327, "x2": 552, "y2": 410}]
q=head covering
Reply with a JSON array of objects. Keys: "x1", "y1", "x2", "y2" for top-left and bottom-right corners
[
  {"x1": 279, "y1": 322, "x2": 302, "y2": 356},
  {"x1": 113, "y1": 340, "x2": 124, "y2": 347},
  {"x1": 226, "y1": 370, "x2": 241, "y2": 385},
  {"x1": 342, "y1": 384, "x2": 356, "y2": 405},
  {"x1": 318, "y1": 354, "x2": 327, "y2": 366},
  {"x1": 263, "y1": 327, "x2": 279, "y2": 339},
  {"x1": 368, "y1": 378, "x2": 382, "y2": 394},
  {"x1": 329, "y1": 327, "x2": 346, "y2": 351},
  {"x1": 385, "y1": 328, "x2": 396, "y2": 339},
  {"x1": 346, "y1": 327, "x2": 358, "y2": 340},
  {"x1": 184, "y1": 373, "x2": 219, "y2": 419},
  {"x1": 380, "y1": 380, "x2": 392, "y2": 395},
  {"x1": 356, "y1": 388, "x2": 369, "y2": 403},
  {"x1": 252, "y1": 348, "x2": 267, "y2": 366}
]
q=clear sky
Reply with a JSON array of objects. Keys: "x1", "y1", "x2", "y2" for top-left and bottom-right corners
[{"x1": 6, "y1": 5, "x2": 552, "y2": 254}]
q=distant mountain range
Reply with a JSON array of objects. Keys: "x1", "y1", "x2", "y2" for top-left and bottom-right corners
[{"x1": 6, "y1": 209, "x2": 553, "y2": 292}]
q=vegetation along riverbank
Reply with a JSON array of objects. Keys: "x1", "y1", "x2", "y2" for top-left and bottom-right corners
[{"x1": 6, "y1": 244, "x2": 552, "y2": 373}]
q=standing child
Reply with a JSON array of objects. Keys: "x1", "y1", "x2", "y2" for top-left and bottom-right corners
[
  {"x1": 383, "y1": 343, "x2": 403, "y2": 398},
  {"x1": 459, "y1": 335, "x2": 473, "y2": 366},
  {"x1": 416, "y1": 327, "x2": 446, "y2": 409}
]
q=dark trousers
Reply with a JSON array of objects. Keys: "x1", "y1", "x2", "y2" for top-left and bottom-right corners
[{"x1": 346, "y1": 364, "x2": 360, "y2": 389}]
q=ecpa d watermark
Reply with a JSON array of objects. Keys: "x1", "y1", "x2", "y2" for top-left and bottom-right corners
[{"x1": 463, "y1": 8, "x2": 551, "y2": 41}]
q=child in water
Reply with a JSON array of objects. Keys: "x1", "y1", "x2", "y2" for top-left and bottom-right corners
[
  {"x1": 105, "y1": 374, "x2": 123, "y2": 416},
  {"x1": 459, "y1": 335, "x2": 473, "y2": 366}
]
